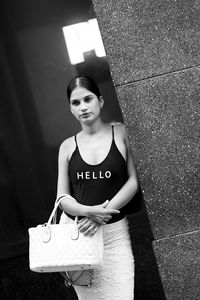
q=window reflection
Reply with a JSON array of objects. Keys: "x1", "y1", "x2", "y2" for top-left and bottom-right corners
[{"x1": 63, "y1": 18, "x2": 106, "y2": 65}]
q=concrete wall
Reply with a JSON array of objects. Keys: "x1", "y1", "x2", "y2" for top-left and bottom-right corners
[{"x1": 92, "y1": 1, "x2": 200, "y2": 299}]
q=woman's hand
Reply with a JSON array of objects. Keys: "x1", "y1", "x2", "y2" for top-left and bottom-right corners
[
  {"x1": 78, "y1": 218, "x2": 100, "y2": 236},
  {"x1": 85, "y1": 200, "x2": 120, "y2": 224}
]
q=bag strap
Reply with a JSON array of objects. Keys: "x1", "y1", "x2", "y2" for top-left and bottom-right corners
[
  {"x1": 46, "y1": 194, "x2": 77, "y2": 226},
  {"x1": 52, "y1": 194, "x2": 69, "y2": 224}
]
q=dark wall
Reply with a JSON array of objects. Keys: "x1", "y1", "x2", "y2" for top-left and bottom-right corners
[{"x1": 0, "y1": 1, "x2": 123, "y2": 299}]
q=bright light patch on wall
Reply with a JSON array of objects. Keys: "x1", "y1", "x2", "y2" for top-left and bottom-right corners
[
  {"x1": 88, "y1": 18, "x2": 106, "y2": 57},
  {"x1": 62, "y1": 18, "x2": 106, "y2": 65},
  {"x1": 62, "y1": 25, "x2": 84, "y2": 65}
]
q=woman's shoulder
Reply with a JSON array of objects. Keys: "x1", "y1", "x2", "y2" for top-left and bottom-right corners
[
  {"x1": 110, "y1": 122, "x2": 126, "y2": 139},
  {"x1": 60, "y1": 136, "x2": 74, "y2": 148},
  {"x1": 58, "y1": 135, "x2": 77, "y2": 160}
]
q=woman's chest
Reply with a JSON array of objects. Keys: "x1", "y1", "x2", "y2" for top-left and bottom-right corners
[
  {"x1": 79, "y1": 138, "x2": 126, "y2": 165},
  {"x1": 80, "y1": 141, "x2": 110, "y2": 165}
]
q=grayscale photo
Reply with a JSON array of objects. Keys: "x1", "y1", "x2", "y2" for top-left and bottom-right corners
[{"x1": 0, "y1": 1, "x2": 200, "y2": 300}]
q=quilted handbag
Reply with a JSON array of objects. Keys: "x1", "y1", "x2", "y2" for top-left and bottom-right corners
[{"x1": 28, "y1": 195, "x2": 104, "y2": 273}]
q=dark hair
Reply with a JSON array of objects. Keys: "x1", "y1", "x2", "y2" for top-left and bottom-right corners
[{"x1": 67, "y1": 76, "x2": 101, "y2": 102}]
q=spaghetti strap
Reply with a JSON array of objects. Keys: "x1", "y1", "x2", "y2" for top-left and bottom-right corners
[
  {"x1": 74, "y1": 135, "x2": 78, "y2": 147},
  {"x1": 111, "y1": 125, "x2": 114, "y2": 140}
]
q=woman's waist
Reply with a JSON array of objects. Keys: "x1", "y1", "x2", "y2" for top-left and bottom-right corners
[
  {"x1": 59, "y1": 213, "x2": 131, "y2": 245},
  {"x1": 62, "y1": 210, "x2": 125, "y2": 224},
  {"x1": 103, "y1": 216, "x2": 127, "y2": 229},
  {"x1": 59, "y1": 211, "x2": 126, "y2": 227}
]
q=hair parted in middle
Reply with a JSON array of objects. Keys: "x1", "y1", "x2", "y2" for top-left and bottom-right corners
[{"x1": 67, "y1": 75, "x2": 101, "y2": 102}]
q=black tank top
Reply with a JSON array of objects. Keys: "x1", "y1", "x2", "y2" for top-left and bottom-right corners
[{"x1": 68, "y1": 125, "x2": 128, "y2": 223}]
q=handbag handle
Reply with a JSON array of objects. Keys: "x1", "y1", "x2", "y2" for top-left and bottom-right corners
[
  {"x1": 42, "y1": 194, "x2": 79, "y2": 243},
  {"x1": 46, "y1": 194, "x2": 77, "y2": 227}
]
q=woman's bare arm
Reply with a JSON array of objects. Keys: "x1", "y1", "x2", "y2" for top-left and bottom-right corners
[{"x1": 106, "y1": 124, "x2": 139, "y2": 210}]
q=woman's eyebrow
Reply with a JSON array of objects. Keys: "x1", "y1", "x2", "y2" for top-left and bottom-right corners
[
  {"x1": 70, "y1": 94, "x2": 92, "y2": 102},
  {"x1": 83, "y1": 95, "x2": 92, "y2": 99},
  {"x1": 70, "y1": 98, "x2": 79, "y2": 102}
]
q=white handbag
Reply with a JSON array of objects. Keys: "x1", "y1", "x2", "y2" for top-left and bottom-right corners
[{"x1": 28, "y1": 195, "x2": 104, "y2": 273}]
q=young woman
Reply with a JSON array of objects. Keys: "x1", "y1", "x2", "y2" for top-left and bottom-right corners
[{"x1": 56, "y1": 76, "x2": 138, "y2": 299}]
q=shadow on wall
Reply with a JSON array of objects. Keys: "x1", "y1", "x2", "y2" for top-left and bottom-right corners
[{"x1": 127, "y1": 188, "x2": 167, "y2": 300}]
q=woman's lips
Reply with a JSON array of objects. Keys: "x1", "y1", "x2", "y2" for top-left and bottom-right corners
[{"x1": 80, "y1": 113, "x2": 90, "y2": 118}]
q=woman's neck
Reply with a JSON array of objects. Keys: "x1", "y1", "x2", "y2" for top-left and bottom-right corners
[{"x1": 81, "y1": 118, "x2": 106, "y2": 136}]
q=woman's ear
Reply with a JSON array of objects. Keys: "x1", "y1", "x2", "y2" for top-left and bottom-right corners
[{"x1": 99, "y1": 96, "x2": 104, "y2": 109}]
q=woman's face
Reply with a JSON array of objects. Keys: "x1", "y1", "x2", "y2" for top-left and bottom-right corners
[{"x1": 69, "y1": 87, "x2": 103, "y2": 124}]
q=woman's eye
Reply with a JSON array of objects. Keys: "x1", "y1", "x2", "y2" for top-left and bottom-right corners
[
  {"x1": 84, "y1": 96, "x2": 92, "y2": 102},
  {"x1": 71, "y1": 100, "x2": 80, "y2": 106}
]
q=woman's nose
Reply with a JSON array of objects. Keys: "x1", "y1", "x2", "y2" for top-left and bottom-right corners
[{"x1": 80, "y1": 102, "x2": 87, "y2": 111}]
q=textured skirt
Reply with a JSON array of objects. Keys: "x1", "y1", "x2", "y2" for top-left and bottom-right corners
[{"x1": 59, "y1": 214, "x2": 135, "y2": 300}]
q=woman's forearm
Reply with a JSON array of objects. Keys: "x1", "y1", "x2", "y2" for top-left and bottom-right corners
[
  {"x1": 59, "y1": 195, "x2": 89, "y2": 216},
  {"x1": 58, "y1": 195, "x2": 120, "y2": 222},
  {"x1": 106, "y1": 177, "x2": 138, "y2": 210}
]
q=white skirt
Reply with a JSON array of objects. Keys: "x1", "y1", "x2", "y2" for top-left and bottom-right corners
[{"x1": 59, "y1": 213, "x2": 135, "y2": 300}]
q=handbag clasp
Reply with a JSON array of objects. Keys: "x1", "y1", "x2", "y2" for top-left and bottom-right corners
[
  {"x1": 71, "y1": 225, "x2": 79, "y2": 240},
  {"x1": 42, "y1": 226, "x2": 51, "y2": 243}
]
